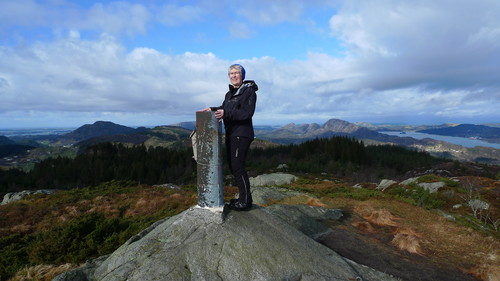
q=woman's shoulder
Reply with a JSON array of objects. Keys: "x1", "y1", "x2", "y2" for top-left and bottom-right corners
[{"x1": 242, "y1": 80, "x2": 258, "y2": 92}]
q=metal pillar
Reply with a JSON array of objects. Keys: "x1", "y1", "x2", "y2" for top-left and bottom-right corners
[{"x1": 196, "y1": 111, "x2": 224, "y2": 208}]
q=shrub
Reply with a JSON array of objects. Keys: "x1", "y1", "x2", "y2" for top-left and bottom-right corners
[
  {"x1": 389, "y1": 186, "x2": 444, "y2": 210},
  {"x1": 417, "y1": 174, "x2": 459, "y2": 187}
]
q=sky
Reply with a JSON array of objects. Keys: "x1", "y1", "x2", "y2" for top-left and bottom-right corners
[{"x1": 0, "y1": 0, "x2": 499, "y2": 129}]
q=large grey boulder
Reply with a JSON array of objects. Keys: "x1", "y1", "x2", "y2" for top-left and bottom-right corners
[
  {"x1": 1, "y1": 189, "x2": 56, "y2": 205},
  {"x1": 55, "y1": 207, "x2": 398, "y2": 281},
  {"x1": 265, "y1": 204, "x2": 343, "y2": 239},
  {"x1": 400, "y1": 177, "x2": 418, "y2": 185},
  {"x1": 417, "y1": 182, "x2": 445, "y2": 193},
  {"x1": 376, "y1": 179, "x2": 397, "y2": 191},
  {"x1": 249, "y1": 173, "x2": 297, "y2": 187}
]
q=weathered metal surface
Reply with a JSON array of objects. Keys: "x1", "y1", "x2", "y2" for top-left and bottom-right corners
[{"x1": 196, "y1": 111, "x2": 224, "y2": 207}]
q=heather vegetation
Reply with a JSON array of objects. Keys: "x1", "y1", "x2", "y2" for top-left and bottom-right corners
[{"x1": 0, "y1": 180, "x2": 198, "y2": 280}]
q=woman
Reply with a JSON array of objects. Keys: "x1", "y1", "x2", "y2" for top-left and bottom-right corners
[{"x1": 202, "y1": 64, "x2": 258, "y2": 211}]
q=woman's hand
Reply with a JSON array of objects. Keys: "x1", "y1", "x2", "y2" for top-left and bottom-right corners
[
  {"x1": 200, "y1": 108, "x2": 211, "y2": 112},
  {"x1": 215, "y1": 109, "x2": 224, "y2": 119}
]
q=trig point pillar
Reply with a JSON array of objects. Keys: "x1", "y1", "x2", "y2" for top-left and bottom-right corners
[{"x1": 196, "y1": 111, "x2": 224, "y2": 208}]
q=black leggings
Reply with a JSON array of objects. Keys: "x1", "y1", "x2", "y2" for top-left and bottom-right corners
[{"x1": 226, "y1": 136, "x2": 253, "y2": 204}]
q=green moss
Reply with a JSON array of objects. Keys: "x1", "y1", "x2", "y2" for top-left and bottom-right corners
[
  {"x1": 326, "y1": 186, "x2": 386, "y2": 201},
  {"x1": 294, "y1": 177, "x2": 323, "y2": 185}
]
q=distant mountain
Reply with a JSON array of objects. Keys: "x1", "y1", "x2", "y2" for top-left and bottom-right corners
[
  {"x1": 255, "y1": 119, "x2": 500, "y2": 165},
  {"x1": 170, "y1": 121, "x2": 195, "y2": 131},
  {"x1": 257, "y1": 118, "x2": 412, "y2": 144},
  {"x1": 75, "y1": 125, "x2": 192, "y2": 153},
  {"x1": 418, "y1": 124, "x2": 500, "y2": 143},
  {"x1": 61, "y1": 121, "x2": 138, "y2": 143},
  {"x1": 0, "y1": 136, "x2": 35, "y2": 159}
]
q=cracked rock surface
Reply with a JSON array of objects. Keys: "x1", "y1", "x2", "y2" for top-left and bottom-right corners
[{"x1": 55, "y1": 206, "x2": 398, "y2": 281}]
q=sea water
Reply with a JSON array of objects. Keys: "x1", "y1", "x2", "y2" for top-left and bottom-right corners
[
  {"x1": 380, "y1": 131, "x2": 500, "y2": 149},
  {"x1": 0, "y1": 128, "x2": 75, "y2": 137}
]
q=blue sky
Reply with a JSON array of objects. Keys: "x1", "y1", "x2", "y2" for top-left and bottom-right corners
[{"x1": 0, "y1": 0, "x2": 499, "y2": 128}]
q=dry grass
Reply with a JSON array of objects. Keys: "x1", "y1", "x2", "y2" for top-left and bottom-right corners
[
  {"x1": 8, "y1": 264, "x2": 77, "y2": 281},
  {"x1": 391, "y1": 227, "x2": 424, "y2": 255},
  {"x1": 352, "y1": 203, "x2": 425, "y2": 255},
  {"x1": 0, "y1": 185, "x2": 197, "y2": 236},
  {"x1": 320, "y1": 195, "x2": 499, "y2": 280},
  {"x1": 305, "y1": 197, "x2": 328, "y2": 208},
  {"x1": 468, "y1": 264, "x2": 500, "y2": 281},
  {"x1": 354, "y1": 204, "x2": 399, "y2": 227},
  {"x1": 258, "y1": 175, "x2": 499, "y2": 280},
  {"x1": 351, "y1": 221, "x2": 377, "y2": 233}
]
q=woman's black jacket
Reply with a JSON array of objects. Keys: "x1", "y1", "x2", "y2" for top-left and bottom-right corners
[{"x1": 211, "y1": 80, "x2": 258, "y2": 139}]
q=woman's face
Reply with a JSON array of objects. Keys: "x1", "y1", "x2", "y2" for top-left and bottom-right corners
[{"x1": 229, "y1": 69, "x2": 243, "y2": 88}]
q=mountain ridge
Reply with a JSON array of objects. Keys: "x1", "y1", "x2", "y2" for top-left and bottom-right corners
[
  {"x1": 60, "y1": 121, "x2": 139, "y2": 143},
  {"x1": 2, "y1": 119, "x2": 500, "y2": 168},
  {"x1": 254, "y1": 119, "x2": 500, "y2": 164}
]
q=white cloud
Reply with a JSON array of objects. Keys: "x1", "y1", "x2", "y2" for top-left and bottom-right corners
[
  {"x1": 0, "y1": 0, "x2": 499, "y2": 128},
  {"x1": 329, "y1": 0, "x2": 500, "y2": 91},
  {"x1": 0, "y1": 36, "x2": 228, "y2": 116}
]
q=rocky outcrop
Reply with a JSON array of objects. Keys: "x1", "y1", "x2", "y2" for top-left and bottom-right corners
[
  {"x1": 1, "y1": 189, "x2": 56, "y2": 205},
  {"x1": 55, "y1": 206, "x2": 398, "y2": 281},
  {"x1": 266, "y1": 204, "x2": 343, "y2": 239},
  {"x1": 251, "y1": 186, "x2": 305, "y2": 205},
  {"x1": 417, "y1": 182, "x2": 446, "y2": 193},
  {"x1": 376, "y1": 179, "x2": 397, "y2": 191},
  {"x1": 400, "y1": 177, "x2": 418, "y2": 185},
  {"x1": 377, "y1": 177, "x2": 447, "y2": 193},
  {"x1": 249, "y1": 172, "x2": 297, "y2": 187}
]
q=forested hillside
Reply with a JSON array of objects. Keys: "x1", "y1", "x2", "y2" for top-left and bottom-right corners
[
  {"x1": 1, "y1": 143, "x2": 195, "y2": 193},
  {"x1": 1, "y1": 136, "x2": 446, "y2": 194}
]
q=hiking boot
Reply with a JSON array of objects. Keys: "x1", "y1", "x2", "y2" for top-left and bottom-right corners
[{"x1": 229, "y1": 201, "x2": 252, "y2": 211}]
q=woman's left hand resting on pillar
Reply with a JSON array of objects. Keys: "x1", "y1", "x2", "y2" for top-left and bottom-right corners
[{"x1": 200, "y1": 108, "x2": 224, "y2": 120}]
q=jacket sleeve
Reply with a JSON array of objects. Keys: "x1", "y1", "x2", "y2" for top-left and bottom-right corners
[
  {"x1": 210, "y1": 105, "x2": 223, "y2": 111},
  {"x1": 225, "y1": 87, "x2": 257, "y2": 121}
]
